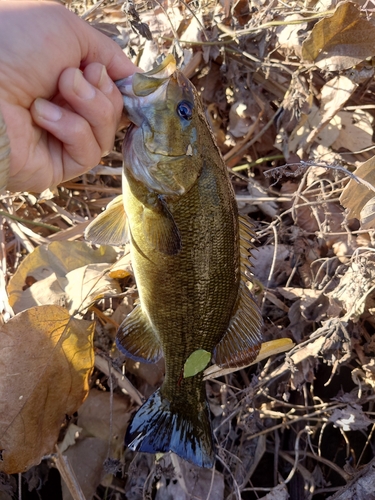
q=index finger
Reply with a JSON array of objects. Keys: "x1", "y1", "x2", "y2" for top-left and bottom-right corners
[{"x1": 73, "y1": 13, "x2": 139, "y2": 80}]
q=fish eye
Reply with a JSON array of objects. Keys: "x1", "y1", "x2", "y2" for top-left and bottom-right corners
[{"x1": 177, "y1": 100, "x2": 193, "y2": 120}]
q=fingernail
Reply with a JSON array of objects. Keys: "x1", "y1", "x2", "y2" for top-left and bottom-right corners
[
  {"x1": 74, "y1": 70, "x2": 96, "y2": 100},
  {"x1": 98, "y1": 66, "x2": 114, "y2": 94},
  {"x1": 34, "y1": 98, "x2": 62, "y2": 122}
]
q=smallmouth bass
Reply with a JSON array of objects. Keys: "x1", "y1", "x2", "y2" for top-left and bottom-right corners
[{"x1": 86, "y1": 55, "x2": 263, "y2": 468}]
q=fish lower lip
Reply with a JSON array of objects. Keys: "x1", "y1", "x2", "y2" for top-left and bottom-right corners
[{"x1": 125, "y1": 125, "x2": 189, "y2": 159}]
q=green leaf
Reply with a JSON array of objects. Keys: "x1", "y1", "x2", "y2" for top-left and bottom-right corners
[{"x1": 183, "y1": 349, "x2": 211, "y2": 378}]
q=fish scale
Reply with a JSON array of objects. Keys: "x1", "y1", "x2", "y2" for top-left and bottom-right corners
[{"x1": 85, "y1": 55, "x2": 263, "y2": 467}]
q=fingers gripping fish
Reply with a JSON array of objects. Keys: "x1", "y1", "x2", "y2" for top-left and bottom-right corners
[{"x1": 85, "y1": 55, "x2": 263, "y2": 468}]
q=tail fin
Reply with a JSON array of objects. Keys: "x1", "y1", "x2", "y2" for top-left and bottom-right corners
[{"x1": 125, "y1": 389, "x2": 215, "y2": 468}]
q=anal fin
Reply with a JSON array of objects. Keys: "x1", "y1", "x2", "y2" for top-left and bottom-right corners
[
  {"x1": 85, "y1": 195, "x2": 129, "y2": 246},
  {"x1": 116, "y1": 306, "x2": 163, "y2": 363},
  {"x1": 214, "y1": 281, "x2": 263, "y2": 369}
]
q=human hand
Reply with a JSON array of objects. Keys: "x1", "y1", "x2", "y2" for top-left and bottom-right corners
[{"x1": 0, "y1": 1, "x2": 137, "y2": 192}]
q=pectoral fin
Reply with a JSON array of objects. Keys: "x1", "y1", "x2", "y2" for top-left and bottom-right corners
[
  {"x1": 213, "y1": 281, "x2": 263, "y2": 369},
  {"x1": 142, "y1": 196, "x2": 181, "y2": 255},
  {"x1": 85, "y1": 195, "x2": 129, "y2": 246},
  {"x1": 116, "y1": 306, "x2": 163, "y2": 363}
]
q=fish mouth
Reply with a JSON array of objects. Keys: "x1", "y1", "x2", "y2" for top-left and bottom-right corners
[
  {"x1": 124, "y1": 123, "x2": 191, "y2": 160},
  {"x1": 116, "y1": 55, "x2": 177, "y2": 97}
]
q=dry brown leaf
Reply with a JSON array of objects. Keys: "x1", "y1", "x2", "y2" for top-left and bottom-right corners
[
  {"x1": 329, "y1": 404, "x2": 373, "y2": 431},
  {"x1": 331, "y1": 109, "x2": 374, "y2": 152},
  {"x1": 332, "y1": 240, "x2": 359, "y2": 263},
  {"x1": 250, "y1": 244, "x2": 292, "y2": 286},
  {"x1": 319, "y1": 76, "x2": 357, "y2": 124},
  {"x1": 8, "y1": 241, "x2": 117, "y2": 312},
  {"x1": 233, "y1": 0, "x2": 251, "y2": 25},
  {"x1": 304, "y1": 76, "x2": 357, "y2": 146},
  {"x1": 328, "y1": 457, "x2": 375, "y2": 500},
  {"x1": 126, "y1": 357, "x2": 165, "y2": 386},
  {"x1": 228, "y1": 102, "x2": 254, "y2": 138},
  {"x1": 77, "y1": 389, "x2": 131, "y2": 446},
  {"x1": 9, "y1": 262, "x2": 122, "y2": 317},
  {"x1": 58, "y1": 423, "x2": 83, "y2": 454},
  {"x1": 277, "y1": 15, "x2": 308, "y2": 57},
  {"x1": 108, "y1": 250, "x2": 132, "y2": 280},
  {"x1": 287, "y1": 104, "x2": 340, "y2": 154},
  {"x1": 352, "y1": 359, "x2": 375, "y2": 389},
  {"x1": 340, "y1": 155, "x2": 375, "y2": 219},
  {"x1": 259, "y1": 483, "x2": 289, "y2": 500},
  {"x1": 281, "y1": 180, "x2": 344, "y2": 238},
  {"x1": 61, "y1": 390, "x2": 131, "y2": 500},
  {"x1": 154, "y1": 454, "x2": 224, "y2": 500},
  {"x1": 285, "y1": 76, "x2": 357, "y2": 154},
  {"x1": 329, "y1": 259, "x2": 375, "y2": 319},
  {"x1": 360, "y1": 196, "x2": 375, "y2": 229},
  {"x1": 0, "y1": 306, "x2": 94, "y2": 474},
  {"x1": 12, "y1": 273, "x2": 67, "y2": 313},
  {"x1": 65, "y1": 263, "x2": 121, "y2": 316},
  {"x1": 61, "y1": 438, "x2": 108, "y2": 500},
  {"x1": 302, "y1": 2, "x2": 375, "y2": 71}
]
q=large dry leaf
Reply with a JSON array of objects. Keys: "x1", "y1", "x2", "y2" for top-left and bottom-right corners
[
  {"x1": 285, "y1": 76, "x2": 356, "y2": 155},
  {"x1": 61, "y1": 438, "x2": 108, "y2": 500},
  {"x1": 277, "y1": 14, "x2": 308, "y2": 57},
  {"x1": 12, "y1": 273, "x2": 67, "y2": 313},
  {"x1": 329, "y1": 404, "x2": 373, "y2": 431},
  {"x1": 340, "y1": 155, "x2": 375, "y2": 219},
  {"x1": 11, "y1": 263, "x2": 121, "y2": 316},
  {"x1": 154, "y1": 454, "x2": 224, "y2": 500},
  {"x1": 8, "y1": 241, "x2": 117, "y2": 313},
  {"x1": 0, "y1": 306, "x2": 94, "y2": 474},
  {"x1": 304, "y1": 76, "x2": 357, "y2": 146},
  {"x1": 331, "y1": 109, "x2": 374, "y2": 152},
  {"x1": 61, "y1": 390, "x2": 131, "y2": 500},
  {"x1": 302, "y1": 2, "x2": 375, "y2": 71},
  {"x1": 65, "y1": 263, "x2": 122, "y2": 316}
]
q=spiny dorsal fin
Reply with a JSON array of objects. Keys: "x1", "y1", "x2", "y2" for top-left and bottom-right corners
[
  {"x1": 213, "y1": 281, "x2": 263, "y2": 369},
  {"x1": 239, "y1": 215, "x2": 257, "y2": 278},
  {"x1": 116, "y1": 306, "x2": 163, "y2": 363},
  {"x1": 142, "y1": 196, "x2": 182, "y2": 255},
  {"x1": 85, "y1": 195, "x2": 129, "y2": 246}
]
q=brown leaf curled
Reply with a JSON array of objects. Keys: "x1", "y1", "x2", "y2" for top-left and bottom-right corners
[{"x1": 302, "y1": 2, "x2": 375, "y2": 71}]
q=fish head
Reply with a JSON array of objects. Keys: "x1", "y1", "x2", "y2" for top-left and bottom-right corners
[{"x1": 117, "y1": 55, "x2": 202, "y2": 196}]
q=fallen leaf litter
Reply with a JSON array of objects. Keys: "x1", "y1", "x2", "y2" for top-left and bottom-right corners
[{"x1": 2, "y1": 0, "x2": 375, "y2": 498}]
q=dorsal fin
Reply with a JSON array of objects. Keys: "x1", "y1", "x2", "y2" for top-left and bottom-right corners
[
  {"x1": 213, "y1": 281, "x2": 263, "y2": 369},
  {"x1": 214, "y1": 216, "x2": 263, "y2": 369},
  {"x1": 238, "y1": 215, "x2": 257, "y2": 279}
]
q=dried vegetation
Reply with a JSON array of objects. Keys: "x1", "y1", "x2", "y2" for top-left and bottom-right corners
[{"x1": 2, "y1": 0, "x2": 375, "y2": 499}]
